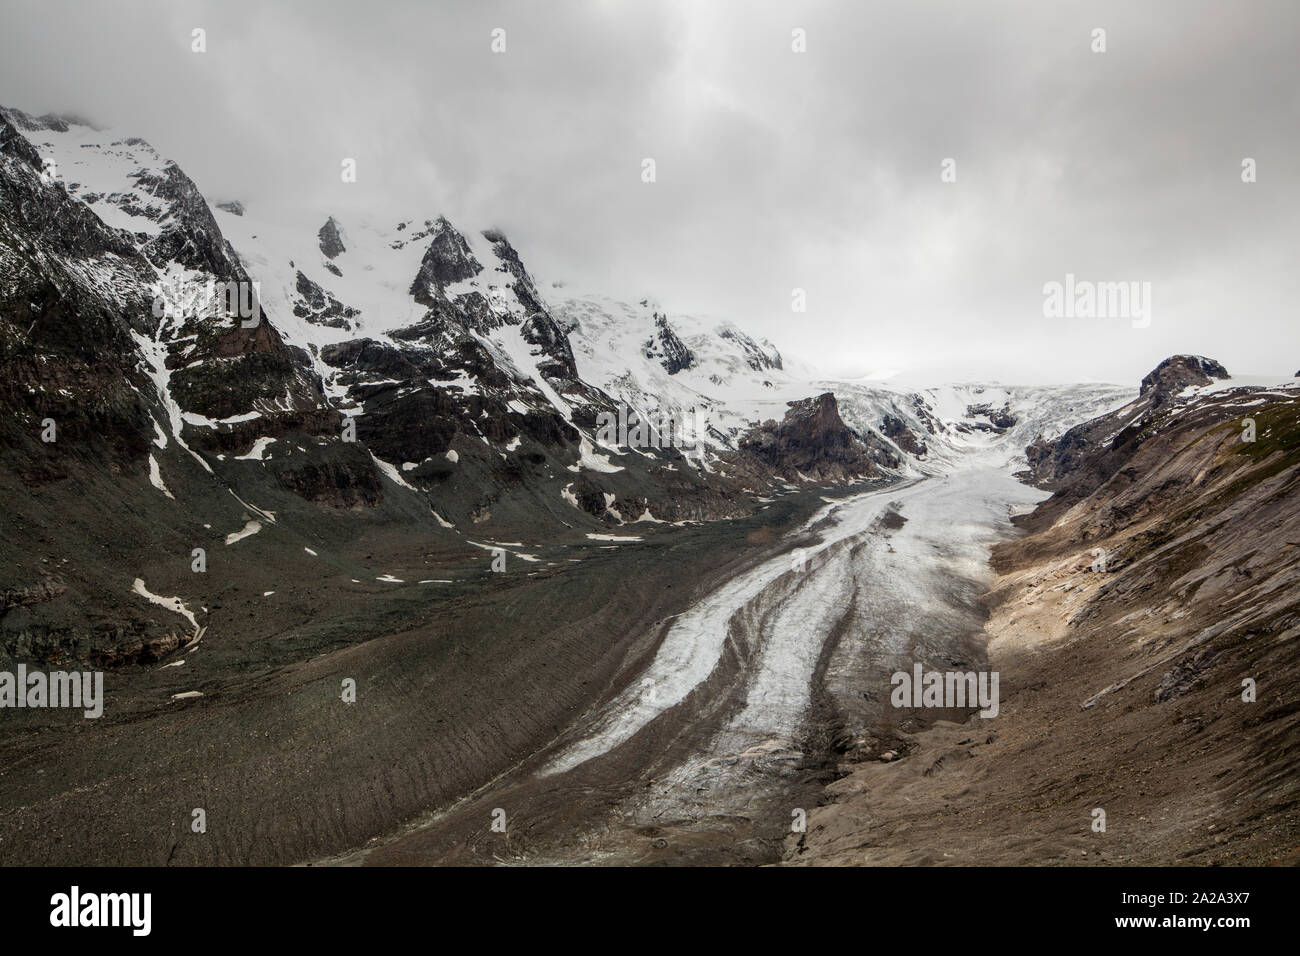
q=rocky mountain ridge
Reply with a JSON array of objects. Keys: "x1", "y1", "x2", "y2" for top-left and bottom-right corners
[
  {"x1": 1, "y1": 103, "x2": 1136, "y2": 684},
  {"x1": 787, "y1": 357, "x2": 1300, "y2": 866}
]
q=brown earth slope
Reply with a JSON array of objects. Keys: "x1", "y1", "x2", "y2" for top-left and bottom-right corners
[{"x1": 786, "y1": 377, "x2": 1300, "y2": 866}]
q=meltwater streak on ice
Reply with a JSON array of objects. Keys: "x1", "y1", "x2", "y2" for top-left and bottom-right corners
[
  {"x1": 540, "y1": 481, "x2": 918, "y2": 776},
  {"x1": 604, "y1": 463, "x2": 1053, "y2": 838},
  {"x1": 716, "y1": 513, "x2": 870, "y2": 744},
  {"x1": 722, "y1": 464, "x2": 1048, "y2": 746},
  {"x1": 540, "y1": 410, "x2": 1109, "y2": 780}
]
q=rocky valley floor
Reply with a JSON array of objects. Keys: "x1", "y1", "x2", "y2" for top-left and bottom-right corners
[
  {"x1": 309, "y1": 457, "x2": 1093, "y2": 866},
  {"x1": 5, "y1": 378, "x2": 1297, "y2": 867},
  {"x1": 0, "y1": 476, "x2": 852, "y2": 866}
]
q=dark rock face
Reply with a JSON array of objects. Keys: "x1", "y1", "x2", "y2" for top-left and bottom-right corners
[
  {"x1": 409, "y1": 216, "x2": 482, "y2": 305},
  {"x1": 293, "y1": 270, "x2": 357, "y2": 329},
  {"x1": 322, "y1": 337, "x2": 442, "y2": 382},
  {"x1": 520, "y1": 311, "x2": 579, "y2": 381},
  {"x1": 131, "y1": 162, "x2": 245, "y2": 279},
  {"x1": 2, "y1": 109, "x2": 74, "y2": 134},
  {"x1": 164, "y1": 306, "x2": 333, "y2": 445},
  {"x1": 569, "y1": 474, "x2": 614, "y2": 517},
  {"x1": 1016, "y1": 406, "x2": 1159, "y2": 503},
  {"x1": 449, "y1": 290, "x2": 508, "y2": 335},
  {"x1": 0, "y1": 114, "x2": 44, "y2": 168},
  {"x1": 2, "y1": 576, "x2": 66, "y2": 611},
  {"x1": 314, "y1": 215, "x2": 595, "y2": 513},
  {"x1": 265, "y1": 441, "x2": 383, "y2": 508},
  {"x1": 483, "y1": 229, "x2": 546, "y2": 316},
  {"x1": 0, "y1": 114, "x2": 163, "y2": 478},
  {"x1": 327, "y1": 217, "x2": 608, "y2": 468},
  {"x1": 1139, "y1": 355, "x2": 1229, "y2": 399},
  {"x1": 909, "y1": 395, "x2": 942, "y2": 436},
  {"x1": 0, "y1": 109, "x2": 345, "y2": 480},
  {"x1": 718, "y1": 326, "x2": 782, "y2": 371},
  {"x1": 354, "y1": 386, "x2": 460, "y2": 464},
  {"x1": 735, "y1": 392, "x2": 882, "y2": 482},
  {"x1": 0, "y1": 116, "x2": 140, "y2": 264},
  {"x1": 196, "y1": 411, "x2": 344, "y2": 461},
  {"x1": 317, "y1": 216, "x2": 345, "y2": 259},
  {"x1": 0, "y1": 108, "x2": 398, "y2": 678},
  {"x1": 516, "y1": 408, "x2": 579, "y2": 447},
  {"x1": 643, "y1": 313, "x2": 695, "y2": 374},
  {"x1": 964, "y1": 402, "x2": 1018, "y2": 433},
  {"x1": 170, "y1": 350, "x2": 305, "y2": 422},
  {"x1": 881, "y1": 413, "x2": 927, "y2": 456},
  {"x1": 1024, "y1": 435, "x2": 1054, "y2": 470},
  {"x1": 1019, "y1": 355, "x2": 1240, "y2": 501}
]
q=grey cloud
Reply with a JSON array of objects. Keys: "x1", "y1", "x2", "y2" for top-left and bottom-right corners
[{"x1": 2, "y1": 0, "x2": 1296, "y2": 383}]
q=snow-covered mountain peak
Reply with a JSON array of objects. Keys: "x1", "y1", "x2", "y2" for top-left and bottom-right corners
[{"x1": 1, "y1": 100, "x2": 1142, "y2": 514}]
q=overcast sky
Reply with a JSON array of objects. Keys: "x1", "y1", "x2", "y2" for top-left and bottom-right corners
[{"x1": 2, "y1": 0, "x2": 1297, "y2": 383}]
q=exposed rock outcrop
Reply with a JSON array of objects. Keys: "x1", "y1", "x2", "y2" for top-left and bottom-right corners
[
  {"x1": 881, "y1": 413, "x2": 927, "y2": 456},
  {"x1": 293, "y1": 270, "x2": 357, "y2": 329},
  {"x1": 734, "y1": 392, "x2": 885, "y2": 482},
  {"x1": 1139, "y1": 354, "x2": 1229, "y2": 401},
  {"x1": 963, "y1": 402, "x2": 1017, "y2": 433},
  {"x1": 718, "y1": 325, "x2": 782, "y2": 372},
  {"x1": 1021, "y1": 355, "x2": 1232, "y2": 495},
  {"x1": 643, "y1": 313, "x2": 695, "y2": 375},
  {"x1": 409, "y1": 216, "x2": 482, "y2": 305},
  {"x1": 482, "y1": 229, "x2": 546, "y2": 316},
  {"x1": 2, "y1": 576, "x2": 66, "y2": 610},
  {"x1": 317, "y1": 216, "x2": 345, "y2": 259}
]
